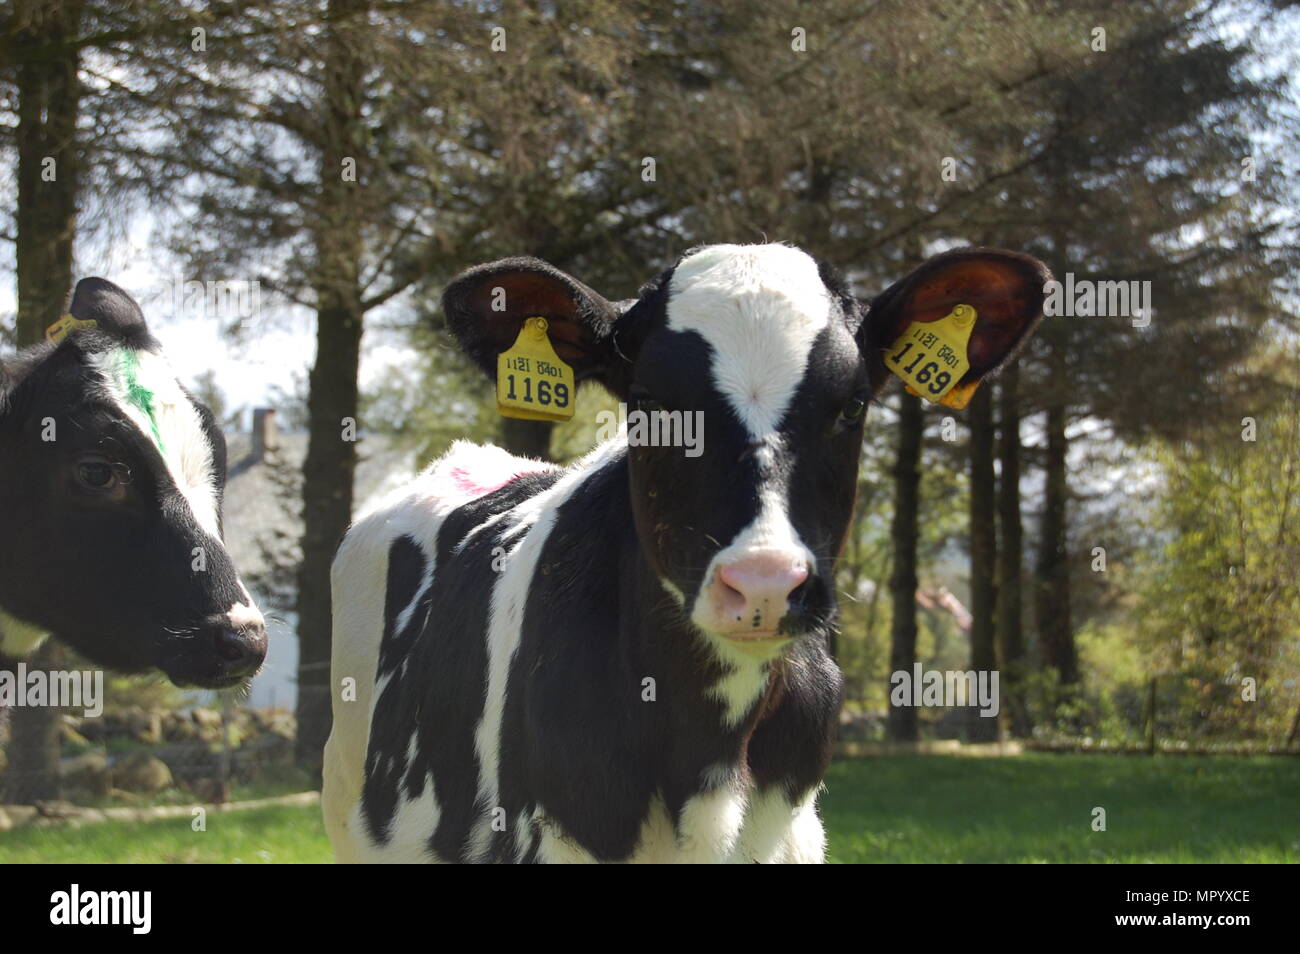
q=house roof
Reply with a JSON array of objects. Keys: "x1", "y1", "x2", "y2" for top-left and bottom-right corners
[{"x1": 220, "y1": 429, "x2": 418, "y2": 594}]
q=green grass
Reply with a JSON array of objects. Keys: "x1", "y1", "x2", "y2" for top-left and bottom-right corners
[
  {"x1": 823, "y1": 754, "x2": 1300, "y2": 863},
  {"x1": 0, "y1": 805, "x2": 332, "y2": 864},
  {"x1": 2, "y1": 754, "x2": 1295, "y2": 863}
]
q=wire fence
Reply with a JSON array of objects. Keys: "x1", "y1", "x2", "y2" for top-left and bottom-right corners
[
  {"x1": 6, "y1": 668, "x2": 1293, "y2": 811},
  {"x1": 0, "y1": 692, "x2": 332, "y2": 810}
]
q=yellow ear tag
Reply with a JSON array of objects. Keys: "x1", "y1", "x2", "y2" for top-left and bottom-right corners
[
  {"x1": 496, "y1": 316, "x2": 576, "y2": 422},
  {"x1": 885, "y1": 304, "x2": 978, "y2": 409},
  {"x1": 45, "y1": 314, "x2": 98, "y2": 344}
]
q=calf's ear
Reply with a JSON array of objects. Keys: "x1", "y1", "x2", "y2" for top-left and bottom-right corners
[
  {"x1": 856, "y1": 248, "x2": 1051, "y2": 395},
  {"x1": 66, "y1": 277, "x2": 152, "y2": 347},
  {"x1": 442, "y1": 257, "x2": 626, "y2": 390}
]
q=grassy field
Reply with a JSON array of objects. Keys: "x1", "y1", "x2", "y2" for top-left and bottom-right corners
[
  {"x1": 1, "y1": 754, "x2": 1295, "y2": 863},
  {"x1": 822, "y1": 754, "x2": 1297, "y2": 863},
  {"x1": 0, "y1": 803, "x2": 332, "y2": 864}
]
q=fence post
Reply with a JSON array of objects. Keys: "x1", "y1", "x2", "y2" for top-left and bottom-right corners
[{"x1": 217, "y1": 696, "x2": 233, "y2": 803}]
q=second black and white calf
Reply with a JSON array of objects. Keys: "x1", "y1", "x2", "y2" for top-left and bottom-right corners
[
  {"x1": 324, "y1": 243, "x2": 1048, "y2": 862},
  {"x1": 0, "y1": 279, "x2": 265, "y2": 688}
]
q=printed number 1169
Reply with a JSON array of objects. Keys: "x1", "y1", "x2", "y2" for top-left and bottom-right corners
[{"x1": 890, "y1": 342, "x2": 952, "y2": 395}]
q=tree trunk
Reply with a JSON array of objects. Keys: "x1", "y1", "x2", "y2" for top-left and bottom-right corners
[
  {"x1": 996, "y1": 363, "x2": 1030, "y2": 736},
  {"x1": 500, "y1": 417, "x2": 553, "y2": 460},
  {"x1": 14, "y1": 0, "x2": 81, "y2": 348},
  {"x1": 294, "y1": 0, "x2": 368, "y2": 776},
  {"x1": 1035, "y1": 340, "x2": 1078, "y2": 690},
  {"x1": 967, "y1": 386, "x2": 1000, "y2": 742},
  {"x1": 0, "y1": 642, "x2": 65, "y2": 803},
  {"x1": 887, "y1": 392, "x2": 923, "y2": 742},
  {"x1": 2, "y1": 0, "x2": 82, "y2": 805}
]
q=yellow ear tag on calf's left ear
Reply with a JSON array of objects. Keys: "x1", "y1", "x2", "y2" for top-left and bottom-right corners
[
  {"x1": 886, "y1": 303, "x2": 978, "y2": 410},
  {"x1": 496, "y1": 316, "x2": 577, "y2": 423},
  {"x1": 45, "y1": 314, "x2": 98, "y2": 345}
]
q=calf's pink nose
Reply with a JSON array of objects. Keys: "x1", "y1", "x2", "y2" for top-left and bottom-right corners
[{"x1": 716, "y1": 550, "x2": 810, "y2": 625}]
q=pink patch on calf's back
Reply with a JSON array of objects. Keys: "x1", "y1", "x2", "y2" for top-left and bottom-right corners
[{"x1": 447, "y1": 464, "x2": 546, "y2": 499}]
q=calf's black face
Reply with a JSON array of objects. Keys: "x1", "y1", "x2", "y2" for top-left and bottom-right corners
[
  {"x1": 0, "y1": 279, "x2": 266, "y2": 688},
  {"x1": 445, "y1": 244, "x2": 1048, "y2": 662},
  {"x1": 614, "y1": 248, "x2": 869, "y2": 657}
]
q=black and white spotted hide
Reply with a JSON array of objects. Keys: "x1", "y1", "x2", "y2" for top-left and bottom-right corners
[{"x1": 324, "y1": 243, "x2": 1049, "y2": 863}]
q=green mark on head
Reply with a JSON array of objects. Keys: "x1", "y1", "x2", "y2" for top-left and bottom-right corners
[{"x1": 118, "y1": 349, "x2": 166, "y2": 453}]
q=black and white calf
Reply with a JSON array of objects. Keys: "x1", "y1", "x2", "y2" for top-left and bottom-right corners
[
  {"x1": 324, "y1": 243, "x2": 1047, "y2": 863},
  {"x1": 0, "y1": 279, "x2": 265, "y2": 688}
]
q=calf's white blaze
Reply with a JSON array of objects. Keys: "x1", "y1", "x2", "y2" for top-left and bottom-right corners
[
  {"x1": 691, "y1": 443, "x2": 818, "y2": 705},
  {"x1": 670, "y1": 247, "x2": 824, "y2": 677},
  {"x1": 226, "y1": 601, "x2": 265, "y2": 631},
  {"x1": 89, "y1": 347, "x2": 221, "y2": 540},
  {"x1": 667, "y1": 243, "x2": 832, "y2": 439}
]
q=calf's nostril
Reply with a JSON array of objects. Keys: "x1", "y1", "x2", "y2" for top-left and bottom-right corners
[
  {"x1": 718, "y1": 557, "x2": 810, "y2": 608},
  {"x1": 718, "y1": 576, "x2": 746, "y2": 601},
  {"x1": 211, "y1": 627, "x2": 266, "y2": 670},
  {"x1": 213, "y1": 628, "x2": 249, "y2": 662}
]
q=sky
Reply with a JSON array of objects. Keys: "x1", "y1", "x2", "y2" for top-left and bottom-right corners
[{"x1": 0, "y1": 211, "x2": 422, "y2": 431}]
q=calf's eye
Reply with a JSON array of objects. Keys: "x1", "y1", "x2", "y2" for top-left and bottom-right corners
[
  {"x1": 75, "y1": 456, "x2": 129, "y2": 493},
  {"x1": 629, "y1": 387, "x2": 665, "y2": 414},
  {"x1": 838, "y1": 396, "x2": 867, "y2": 427}
]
